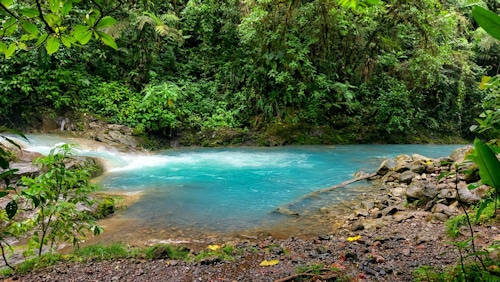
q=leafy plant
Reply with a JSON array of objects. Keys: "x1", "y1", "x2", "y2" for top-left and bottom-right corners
[{"x1": 20, "y1": 144, "x2": 102, "y2": 257}]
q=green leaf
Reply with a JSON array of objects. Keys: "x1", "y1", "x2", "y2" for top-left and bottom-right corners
[
  {"x1": 472, "y1": 6, "x2": 500, "y2": 41},
  {"x1": 73, "y1": 25, "x2": 92, "y2": 44},
  {"x1": 468, "y1": 138, "x2": 500, "y2": 192},
  {"x1": 45, "y1": 35, "x2": 60, "y2": 55},
  {"x1": 0, "y1": 42, "x2": 6, "y2": 53},
  {"x1": 49, "y1": 0, "x2": 59, "y2": 13},
  {"x1": 3, "y1": 19, "x2": 18, "y2": 36},
  {"x1": 97, "y1": 31, "x2": 117, "y2": 50},
  {"x1": 475, "y1": 198, "x2": 494, "y2": 222},
  {"x1": 61, "y1": 34, "x2": 76, "y2": 47},
  {"x1": 61, "y1": 1, "x2": 73, "y2": 16},
  {"x1": 1, "y1": 0, "x2": 13, "y2": 8},
  {"x1": 5, "y1": 43, "x2": 16, "y2": 58},
  {"x1": 19, "y1": 8, "x2": 40, "y2": 18},
  {"x1": 0, "y1": 191, "x2": 7, "y2": 198},
  {"x1": 6, "y1": 200, "x2": 17, "y2": 219},
  {"x1": 21, "y1": 21, "x2": 39, "y2": 35},
  {"x1": 96, "y1": 16, "x2": 118, "y2": 29},
  {"x1": 35, "y1": 33, "x2": 48, "y2": 47}
]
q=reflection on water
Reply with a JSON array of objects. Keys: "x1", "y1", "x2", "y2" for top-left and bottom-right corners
[{"x1": 17, "y1": 134, "x2": 465, "y2": 244}]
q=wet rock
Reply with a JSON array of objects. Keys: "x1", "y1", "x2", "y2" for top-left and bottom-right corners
[{"x1": 273, "y1": 207, "x2": 299, "y2": 217}]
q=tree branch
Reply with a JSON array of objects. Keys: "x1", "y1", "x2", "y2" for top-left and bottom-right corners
[
  {"x1": 0, "y1": 2, "x2": 19, "y2": 20},
  {"x1": 35, "y1": 0, "x2": 56, "y2": 34}
]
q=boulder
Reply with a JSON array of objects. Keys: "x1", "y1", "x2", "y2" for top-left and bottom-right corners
[
  {"x1": 400, "y1": 170, "x2": 418, "y2": 184},
  {"x1": 410, "y1": 162, "x2": 426, "y2": 174},
  {"x1": 412, "y1": 154, "x2": 431, "y2": 163},
  {"x1": 449, "y1": 145, "x2": 474, "y2": 163},
  {"x1": 439, "y1": 189, "x2": 457, "y2": 200},
  {"x1": 395, "y1": 161, "x2": 410, "y2": 173},
  {"x1": 377, "y1": 159, "x2": 396, "y2": 175},
  {"x1": 457, "y1": 181, "x2": 481, "y2": 204},
  {"x1": 432, "y1": 203, "x2": 457, "y2": 217},
  {"x1": 405, "y1": 181, "x2": 438, "y2": 205}
]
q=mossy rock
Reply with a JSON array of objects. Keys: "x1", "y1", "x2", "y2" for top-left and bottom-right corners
[{"x1": 92, "y1": 194, "x2": 123, "y2": 219}]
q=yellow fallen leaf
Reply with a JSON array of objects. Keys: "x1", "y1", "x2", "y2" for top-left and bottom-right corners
[
  {"x1": 488, "y1": 265, "x2": 500, "y2": 273},
  {"x1": 347, "y1": 235, "x2": 361, "y2": 242},
  {"x1": 260, "y1": 259, "x2": 279, "y2": 266},
  {"x1": 207, "y1": 244, "x2": 221, "y2": 251}
]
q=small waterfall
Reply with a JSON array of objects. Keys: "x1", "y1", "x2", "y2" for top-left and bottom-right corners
[{"x1": 56, "y1": 117, "x2": 69, "y2": 131}]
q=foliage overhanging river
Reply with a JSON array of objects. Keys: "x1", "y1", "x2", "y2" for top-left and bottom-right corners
[{"x1": 19, "y1": 134, "x2": 463, "y2": 243}]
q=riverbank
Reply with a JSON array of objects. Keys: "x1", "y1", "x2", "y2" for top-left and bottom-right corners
[{"x1": 10, "y1": 181, "x2": 498, "y2": 281}]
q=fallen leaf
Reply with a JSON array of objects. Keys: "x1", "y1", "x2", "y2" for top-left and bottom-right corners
[
  {"x1": 347, "y1": 235, "x2": 361, "y2": 242},
  {"x1": 207, "y1": 244, "x2": 221, "y2": 251},
  {"x1": 488, "y1": 265, "x2": 500, "y2": 273},
  {"x1": 260, "y1": 259, "x2": 279, "y2": 266},
  {"x1": 332, "y1": 261, "x2": 345, "y2": 270}
]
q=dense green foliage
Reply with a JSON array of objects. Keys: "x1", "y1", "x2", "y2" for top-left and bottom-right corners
[{"x1": 1, "y1": 0, "x2": 499, "y2": 143}]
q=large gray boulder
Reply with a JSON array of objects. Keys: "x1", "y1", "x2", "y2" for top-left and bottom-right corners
[{"x1": 406, "y1": 181, "x2": 438, "y2": 205}]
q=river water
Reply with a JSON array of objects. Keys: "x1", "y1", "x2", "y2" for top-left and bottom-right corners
[{"x1": 16, "y1": 134, "x2": 463, "y2": 242}]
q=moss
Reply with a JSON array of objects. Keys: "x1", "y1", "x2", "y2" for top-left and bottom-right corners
[{"x1": 92, "y1": 194, "x2": 123, "y2": 219}]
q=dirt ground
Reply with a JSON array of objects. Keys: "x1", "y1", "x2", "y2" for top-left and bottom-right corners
[{"x1": 6, "y1": 205, "x2": 499, "y2": 282}]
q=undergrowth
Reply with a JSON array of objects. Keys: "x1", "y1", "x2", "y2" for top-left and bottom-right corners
[{"x1": 0, "y1": 243, "x2": 194, "y2": 277}]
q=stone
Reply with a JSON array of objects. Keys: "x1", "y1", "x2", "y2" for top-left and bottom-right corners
[
  {"x1": 380, "y1": 206, "x2": 398, "y2": 216},
  {"x1": 432, "y1": 203, "x2": 457, "y2": 216},
  {"x1": 361, "y1": 200, "x2": 375, "y2": 210},
  {"x1": 410, "y1": 163, "x2": 426, "y2": 174},
  {"x1": 351, "y1": 222, "x2": 365, "y2": 231},
  {"x1": 390, "y1": 187, "x2": 406, "y2": 198},
  {"x1": 457, "y1": 181, "x2": 481, "y2": 204},
  {"x1": 377, "y1": 159, "x2": 396, "y2": 175},
  {"x1": 355, "y1": 209, "x2": 369, "y2": 217},
  {"x1": 400, "y1": 171, "x2": 418, "y2": 184},
  {"x1": 432, "y1": 212, "x2": 449, "y2": 222},
  {"x1": 412, "y1": 154, "x2": 431, "y2": 163},
  {"x1": 394, "y1": 154, "x2": 412, "y2": 162},
  {"x1": 395, "y1": 161, "x2": 410, "y2": 173},
  {"x1": 425, "y1": 164, "x2": 436, "y2": 173},
  {"x1": 449, "y1": 145, "x2": 474, "y2": 163},
  {"x1": 405, "y1": 181, "x2": 438, "y2": 205},
  {"x1": 439, "y1": 189, "x2": 456, "y2": 200}
]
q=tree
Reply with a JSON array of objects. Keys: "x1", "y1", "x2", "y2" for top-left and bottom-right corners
[{"x1": 0, "y1": 0, "x2": 121, "y2": 57}]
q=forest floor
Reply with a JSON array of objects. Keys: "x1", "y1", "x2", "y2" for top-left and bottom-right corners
[{"x1": 6, "y1": 202, "x2": 499, "y2": 281}]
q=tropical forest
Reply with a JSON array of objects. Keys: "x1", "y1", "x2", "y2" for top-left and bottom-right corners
[{"x1": 1, "y1": 0, "x2": 500, "y2": 281}]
